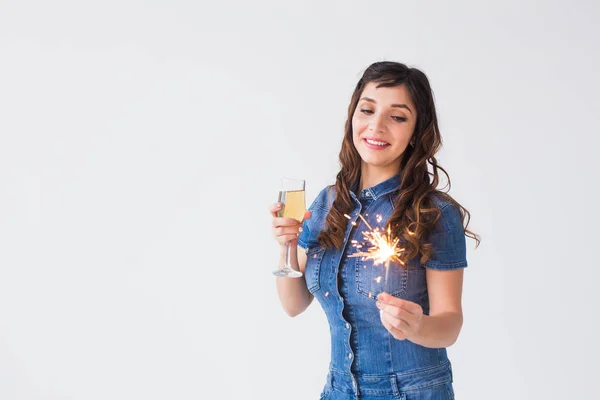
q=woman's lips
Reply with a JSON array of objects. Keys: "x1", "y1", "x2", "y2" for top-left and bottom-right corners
[{"x1": 363, "y1": 138, "x2": 390, "y2": 150}]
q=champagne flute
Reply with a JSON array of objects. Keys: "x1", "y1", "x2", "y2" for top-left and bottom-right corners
[{"x1": 272, "y1": 178, "x2": 306, "y2": 278}]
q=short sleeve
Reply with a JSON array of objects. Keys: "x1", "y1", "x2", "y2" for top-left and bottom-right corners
[
  {"x1": 297, "y1": 186, "x2": 332, "y2": 250},
  {"x1": 423, "y1": 203, "x2": 468, "y2": 270}
]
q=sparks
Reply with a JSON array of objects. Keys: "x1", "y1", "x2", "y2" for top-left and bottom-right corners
[{"x1": 345, "y1": 213, "x2": 405, "y2": 267}]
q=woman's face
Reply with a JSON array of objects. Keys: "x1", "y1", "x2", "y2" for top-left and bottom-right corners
[{"x1": 352, "y1": 82, "x2": 417, "y2": 171}]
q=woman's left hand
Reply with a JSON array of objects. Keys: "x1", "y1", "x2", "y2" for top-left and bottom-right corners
[{"x1": 376, "y1": 292, "x2": 424, "y2": 341}]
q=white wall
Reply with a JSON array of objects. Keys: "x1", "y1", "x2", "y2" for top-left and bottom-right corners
[{"x1": 1, "y1": 1, "x2": 599, "y2": 399}]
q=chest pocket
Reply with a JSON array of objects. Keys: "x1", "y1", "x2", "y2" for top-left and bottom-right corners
[
  {"x1": 355, "y1": 256, "x2": 408, "y2": 300},
  {"x1": 305, "y1": 246, "x2": 326, "y2": 294}
]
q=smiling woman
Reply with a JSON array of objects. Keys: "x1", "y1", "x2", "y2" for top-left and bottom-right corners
[
  {"x1": 352, "y1": 84, "x2": 416, "y2": 173},
  {"x1": 269, "y1": 61, "x2": 480, "y2": 400}
]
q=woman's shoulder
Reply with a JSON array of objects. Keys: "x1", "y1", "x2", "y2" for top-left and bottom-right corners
[
  {"x1": 423, "y1": 191, "x2": 468, "y2": 269},
  {"x1": 427, "y1": 191, "x2": 463, "y2": 231},
  {"x1": 299, "y1": 184, "x2": 335, "y2": 249},
  {"x1": 427, "y1": 190, "x2": 446, "y2": 207},
  {"x1": 428, "y1": 190, "x2": 458, "y2": 211},
  {"x1": 309, "y1": 184, "x2": 336, "y2": 212}
]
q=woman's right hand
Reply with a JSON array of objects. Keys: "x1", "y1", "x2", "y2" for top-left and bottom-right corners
[{"x1": 269, "y1": 202, "x2": 311, "y2": 247}]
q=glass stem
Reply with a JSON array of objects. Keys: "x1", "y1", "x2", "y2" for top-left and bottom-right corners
[{"x1": 285, "y1": 242, "x2": 292, "y2": 269}]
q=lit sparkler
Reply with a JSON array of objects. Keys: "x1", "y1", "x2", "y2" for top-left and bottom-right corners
[{"x1": 344, "y1": 213, "x2": 406, "y2": 293}]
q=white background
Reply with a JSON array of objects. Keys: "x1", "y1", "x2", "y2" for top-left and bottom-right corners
[{"x1": 1, "y1": 1, "x2": 599, "y2": 399}]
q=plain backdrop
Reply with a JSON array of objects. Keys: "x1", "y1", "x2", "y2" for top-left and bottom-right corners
[{"x1": 1, "y1": 1, "x2": 599, "y2": 399}]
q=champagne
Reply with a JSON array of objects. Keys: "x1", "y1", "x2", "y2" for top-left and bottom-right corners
[
  {"x1": 273, "y1": 178, "x2": 305, "y2": 278},
  {"x1": 278, "y1": 189, "x2": 306, "y2": 221}
]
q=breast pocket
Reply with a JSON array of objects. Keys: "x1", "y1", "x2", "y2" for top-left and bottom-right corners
[
  {"x1": 355, "y1": 256, "x2": 407, "y2": 299},
  {"x1": 305, "y1": 246, "x2": 326, "y2": 294}
]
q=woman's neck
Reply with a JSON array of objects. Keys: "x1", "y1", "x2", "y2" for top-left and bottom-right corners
[{"x1": 359, "y1": 163, "x2": 400, "y2": 191}]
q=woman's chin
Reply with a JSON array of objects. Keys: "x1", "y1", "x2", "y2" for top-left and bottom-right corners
[{"x1": 361, "y1": 158, "x2": 392, "y2": 168}]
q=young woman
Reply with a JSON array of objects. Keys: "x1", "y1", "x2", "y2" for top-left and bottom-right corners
[{"x1": 269, "y1": 61, "x2": 480, "y2": 400}]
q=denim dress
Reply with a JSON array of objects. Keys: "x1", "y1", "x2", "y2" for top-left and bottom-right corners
[{"x1": 297, "y1": 174, "x2": 468, "y2": 400}]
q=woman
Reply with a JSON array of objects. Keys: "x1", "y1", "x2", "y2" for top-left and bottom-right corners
[{"x1": 269, "y1": 61, "x2": 480, "y2": 400}]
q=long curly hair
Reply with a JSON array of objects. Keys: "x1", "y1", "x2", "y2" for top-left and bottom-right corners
[{"x1": 317, "y1": 61, "x2": 480, "y2": 266}]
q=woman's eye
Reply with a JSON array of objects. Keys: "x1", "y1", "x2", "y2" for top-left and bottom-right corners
[{"x1": 360, "y1": 108, "x2": 405, "y2": 122}]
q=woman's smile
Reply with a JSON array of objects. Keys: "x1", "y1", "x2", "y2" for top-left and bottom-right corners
[{"x1": 363, "y1": 137, "x2": 391, "y2": 149}]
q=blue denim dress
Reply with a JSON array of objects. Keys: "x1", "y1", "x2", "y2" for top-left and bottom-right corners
[{"x1": 297, "y1": 174, "x2": 468, "y2": 400}]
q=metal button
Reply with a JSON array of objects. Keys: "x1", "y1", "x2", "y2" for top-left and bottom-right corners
[
  {"x1": 365, "y1": 191, "x2": 370, "y2": 197},
  {"x1": 346, "y1": 323, "x2": 350, "y2": 329},
  {"x1": 348, "y1": 353, "x2": 353, "y2": 359}
]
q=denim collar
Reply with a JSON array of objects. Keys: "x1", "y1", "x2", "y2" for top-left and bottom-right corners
[{"x1": 351, "y1": 172, "x2": 402, "y2": 201}]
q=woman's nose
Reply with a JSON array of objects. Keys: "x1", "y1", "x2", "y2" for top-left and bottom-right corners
[
  {"x1": 368, "y1": 120, "x2": 383, "y2": 132},
  {"x1": 368, "y1": 113, "x2": 386, "y2": 132}
]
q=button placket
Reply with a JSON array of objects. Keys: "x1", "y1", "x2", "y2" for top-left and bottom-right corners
[
  {"x1": 332, "y1": 202, "x2": 360, "y2": 384},
  {"x1": 351, "y1": 374, "x2": 358, "y2": 398}
]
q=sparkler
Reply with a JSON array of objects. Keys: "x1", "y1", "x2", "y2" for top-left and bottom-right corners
[{"x1": 345, "y1": 213, "x2": 408, "y2": 295}]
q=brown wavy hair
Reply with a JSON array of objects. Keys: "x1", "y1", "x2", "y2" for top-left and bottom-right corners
[{"x1": 317, "y1": 61, "x2": 480, "y2": 266}]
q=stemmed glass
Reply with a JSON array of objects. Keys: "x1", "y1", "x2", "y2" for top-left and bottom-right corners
[{"x1": 272, "y1": 178, "x2": 306, "y2": 278}]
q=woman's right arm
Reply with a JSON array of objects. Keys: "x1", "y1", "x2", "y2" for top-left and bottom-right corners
[
  {"x1": 275, "y1": 245, "x2": 313, "y2": 317},
  {"x1": 269, "y1": 202, "x2": 314, "y2": 317}
]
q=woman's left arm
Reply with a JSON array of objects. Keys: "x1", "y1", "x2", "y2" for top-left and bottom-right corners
[
  {"x1": 377, "y1": 203, "x2": 468, "y2": 347},
  {"x1": 377, "y1": 267, "x2": 464, "y2": 348}
]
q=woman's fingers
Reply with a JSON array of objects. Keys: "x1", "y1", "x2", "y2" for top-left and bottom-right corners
[
  {"x1": 273, "y1": 231, "x2": 300, "y2": 246},
  {"x1": 280, "y1": 235, "x2": 299, "y2": 246},
  {"x1": 271, "y1": 216, "x2": 303, "y2": 247},
  {"x1": 380, "y1": 313, "x2": 408, "y2": 340},
  {"x1": 269, "y1": 203, "x2": 310, "y2": 246},
  {"x1": 272, "y1": 217, "x2": 302, "y2": 228},
  {"x1": 268, "y1": 202, "x2": 283, "y2": 218},
  {"x1": 381, "y1": 310, "x2": 410, "y2": 331}
]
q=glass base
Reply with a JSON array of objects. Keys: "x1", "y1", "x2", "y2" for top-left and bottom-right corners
[{"x1": 272, "y1": 267, "x2": 303, "y2": 278}]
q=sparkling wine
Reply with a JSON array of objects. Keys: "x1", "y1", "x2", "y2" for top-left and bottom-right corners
[{"x1": 278, "y1": 189, "x2": 306, "y2": 221}]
